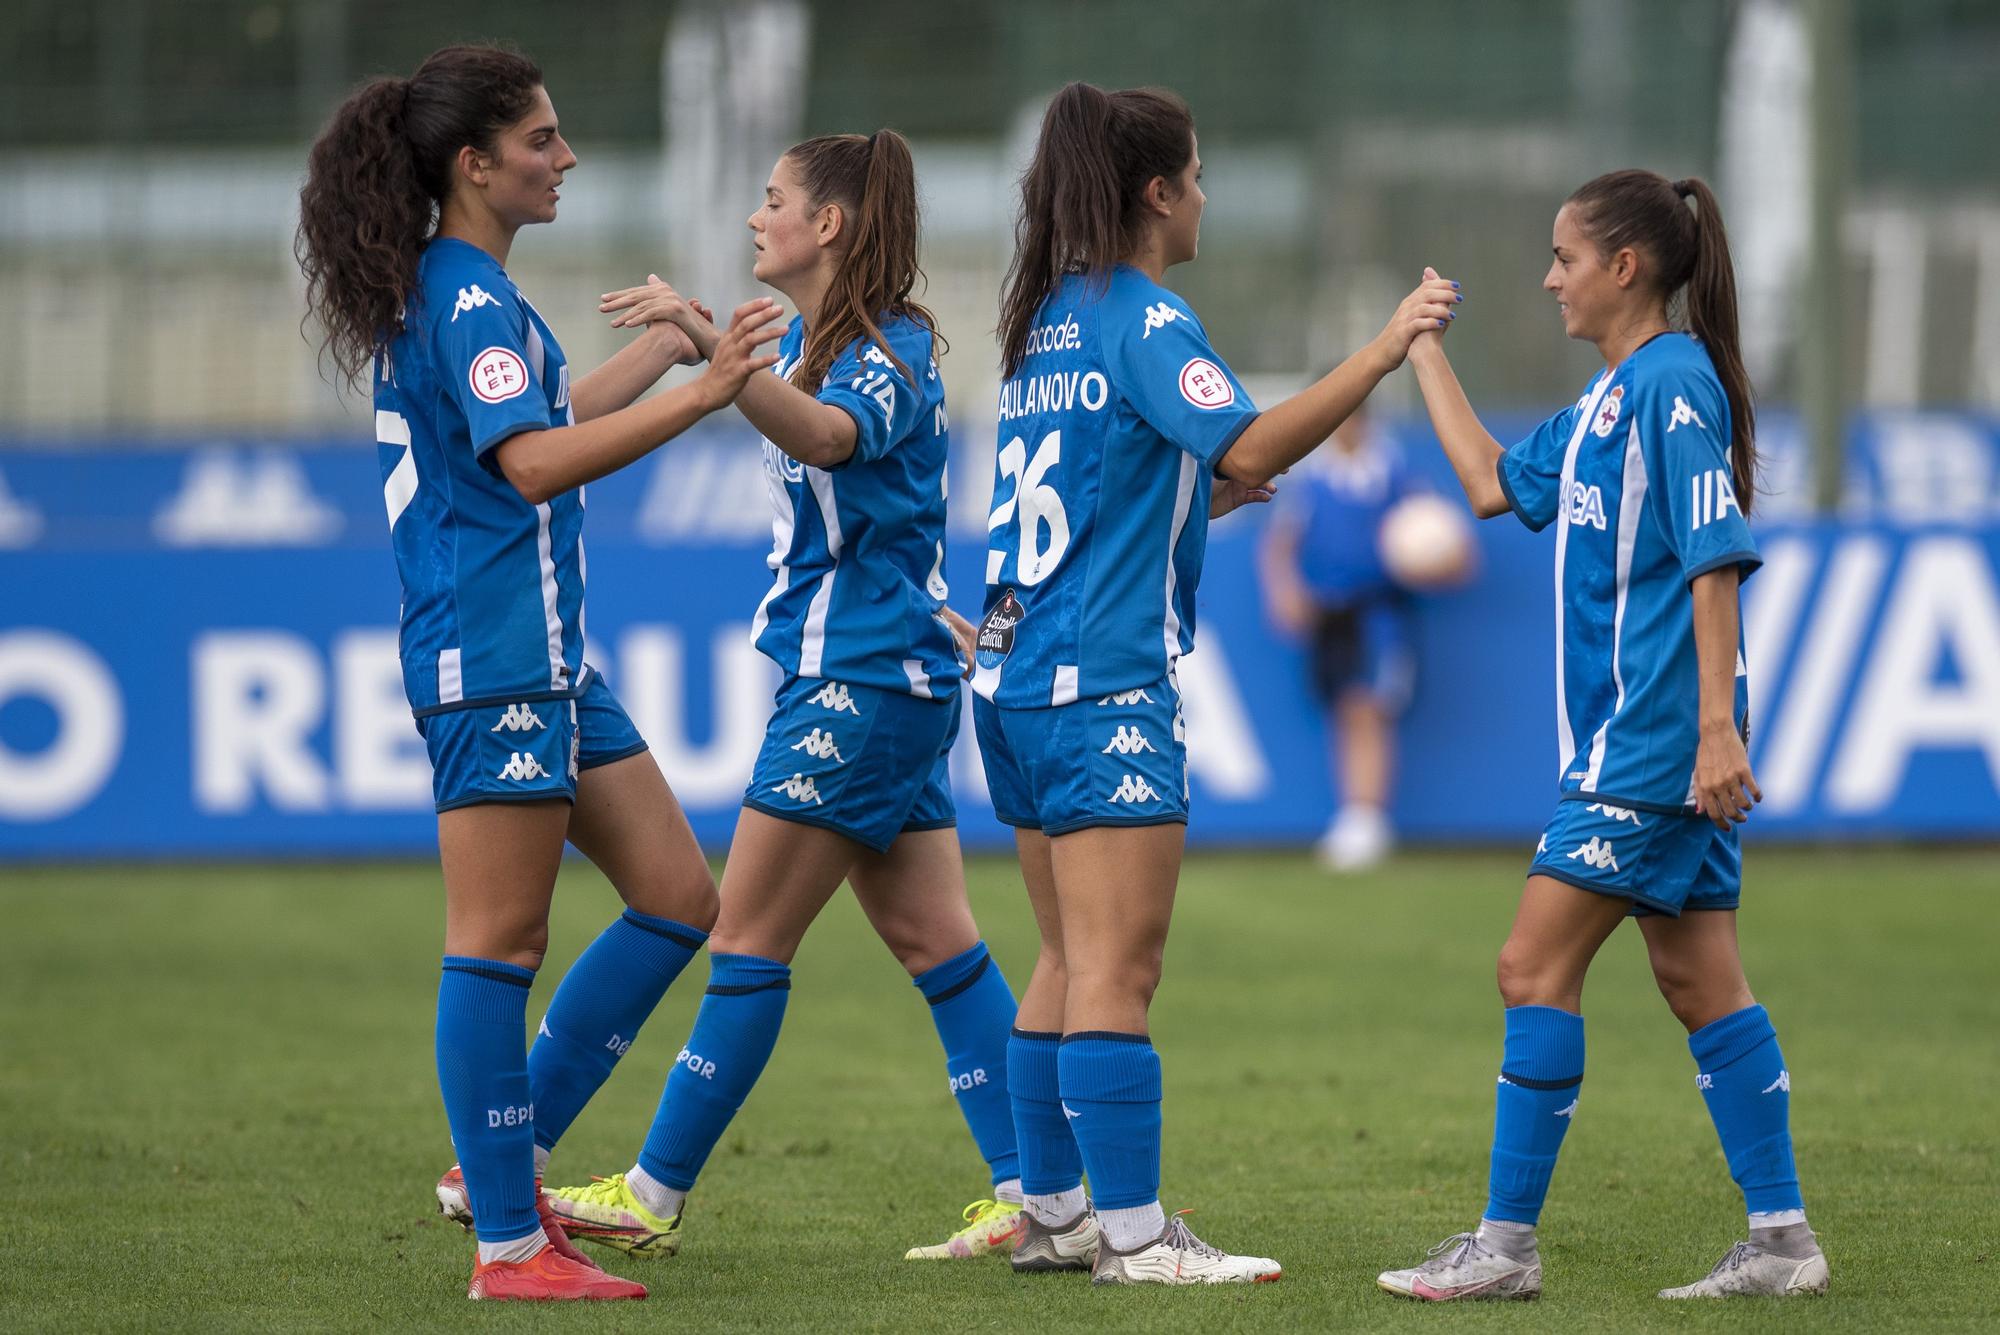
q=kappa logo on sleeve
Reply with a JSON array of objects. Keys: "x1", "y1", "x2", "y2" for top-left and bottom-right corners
[
  {"x1": 1177, "y1": 358, "x2": 1235, "y2": 410},
  {"x1": 451, "y1": 285, "x2": 502, "y2": 321},
  {"x1": 469, "y1": 347, "x2": 530, "y2": 404},
  {"x1": 1141, "y1": 302, "x2": 1188, "y2": 339},
  {"x1": 1667, "y1": 395, "x2": 1708, "y2": 433}
]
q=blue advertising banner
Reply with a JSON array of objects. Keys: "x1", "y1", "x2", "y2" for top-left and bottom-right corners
[{"x1": 2, "y1": 414, "x2": 1997, "y2": 858}]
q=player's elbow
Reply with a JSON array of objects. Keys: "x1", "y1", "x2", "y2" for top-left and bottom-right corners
[
  {"x1": 494, "y1": 433, "x2": 559, "y2": 505},
  {"x1": 1215, "y1": 443, "x2": 1273, "y2": 491},
  {"x1": 1471, "y1": 489, "x2": 1510, "y2": 520}
]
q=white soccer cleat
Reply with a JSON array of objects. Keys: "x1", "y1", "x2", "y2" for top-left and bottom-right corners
[
  {"x1": 1009, "y1": 1206, "x2": 1102, "y2": 1273},
  {"x1": 1378, "y1": 1231, "x2": 1541, "y2": 1302},
  {"x1": 1658, "y1": 1240, "x2": 1829, "y2": 1299},
  {"x1": 1090, "y1": 1212, "x2": 1281, "y2": 1286},
  {"x1": 1317, "y1": 805, "x2": 1392, "y2": 872}
]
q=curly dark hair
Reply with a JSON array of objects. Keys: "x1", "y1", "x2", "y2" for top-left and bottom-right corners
[{"x1": 295, "y1": 45, "x2": 543, "y2": 386}]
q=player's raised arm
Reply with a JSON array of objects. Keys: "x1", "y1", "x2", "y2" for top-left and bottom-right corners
[
  {"x1": 493, "y1": 299, "x2": 784, "y2": 503},
  {"x1": 1215, "y1": 274, "x2": 1461, "y2": 488}
]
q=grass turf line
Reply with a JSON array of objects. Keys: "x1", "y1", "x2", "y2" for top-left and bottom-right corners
[{"x1": 3, "y1": 849, "x2": 1996, "y2": 1332}]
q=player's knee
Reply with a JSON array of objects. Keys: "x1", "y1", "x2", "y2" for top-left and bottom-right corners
[
  {"x1": 1495, "y1": 942, "x2": 1573, "y2": 1009},
  {"x1": 618, "y1": 864, "x2": 719, "y2": 932}
]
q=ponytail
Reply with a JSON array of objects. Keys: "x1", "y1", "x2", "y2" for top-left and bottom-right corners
[
  {"x1": 784, "y1": 128, "x2": 941, "y2": 395},
  {"x1": 998, "y1": 82, "x2": 1195, "y2": 377},
  {"x1": 1567, "y1": 169, "x2": 1757, "y2": 515},
  {"x1": 1673, "y1": 178, "x2": 1757, "y2": 514},
  {"x1": 296, "y1": 45, "x2": 544, "y2": 386}
]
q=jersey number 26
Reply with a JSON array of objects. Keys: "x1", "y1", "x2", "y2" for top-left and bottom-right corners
[{"x1": 988, "y1": 429, "x2": 1071, "y2": 586}]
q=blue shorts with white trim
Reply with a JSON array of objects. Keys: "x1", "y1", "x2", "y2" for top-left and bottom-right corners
[
  {"x1": 743, "y1": 674, "x2": 958, "y2": 853},
  {"x1": 418, "y1": 668, "x2": 649, "y2": 813},
  {"x1": 975, "y1": 673, "x2": 1189, "y2": 837},
  {"x1": 1527, "y1": 796, "x2": 1741, "y2": 916}
]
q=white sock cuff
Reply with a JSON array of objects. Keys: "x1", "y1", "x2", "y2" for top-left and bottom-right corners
[
  {"x1": 1749, "y1": 1208, "x2": 1808, "y2": 1230},
  {"x1": 625, "y1": 1163, "x2": 685, "y2": 1219},
  {"x1": 1024, "y1": 1185, "x2": 1087, "y2": 1227},
  {"x1": 1099, "y1": 1201, "x2": 1167, "y2": 1253},
  {"x1": 993, "y1": 1177, "x2": 1024, "y2": 1205},
  {"x1": 477, "y1": 1230, "x2": 548, "y2": 1266}
]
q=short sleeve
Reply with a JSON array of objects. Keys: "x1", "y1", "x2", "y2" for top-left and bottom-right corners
[
  {"x1": 428, "y1": 279, "x2": 551, "y2": 459},
  {"x1": 816, "y1": 326, "x2": 931, "y2": 467},
  {"x1": 1642, "y1": 374, "x2": 1760, "y2": 582},
  {"x1": 1496, "y1": 405, "x2": 1577, "y2": 532},
  {"x1": 1102, "y1": 293, "x2": 1259, "y2": 465}
]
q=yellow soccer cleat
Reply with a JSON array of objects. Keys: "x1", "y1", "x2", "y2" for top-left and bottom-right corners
[
  {"x1": 903, "y1": 1198, "x2": 1027, "y2": 1260},
  {"x1": 541, "y1": 1174, "x2": 684, "y2": 1259}
]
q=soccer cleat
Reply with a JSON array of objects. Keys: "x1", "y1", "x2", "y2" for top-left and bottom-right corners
[
  {"x1": 1658, "y1": 1240, "x2": 1829, "y2": 1299},
  {"x1": 903, "y1": 1198, "x2": 1026, "y2": 1260},
  {"x1": 434, "y1": 1165, "x2": 602, "y2": 1271},
  {"x1": 1377, "y1": 1231, "x2": 1541, "y2": 1301},
  {"x1": 466, "y1": 1245, "x2": 646, "y2": 1301},
  {"x1": 542, "y1": 1173, "x2": 684, "y2": 1258},
  {"x1": 1090, "y1": 1211, "x2": 1281, "y2": 1286},
  {"x1": 1010, "y1": 1205, "x2": 1102, "y2": 1273}
]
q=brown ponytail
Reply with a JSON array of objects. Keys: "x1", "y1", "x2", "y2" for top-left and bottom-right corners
[
  {"x1": 997, "y1": 82, "x2": 1195, "y2": 377},
  {"x1": 784, "y1": 129, "x2": 942, "y2": 396},
  {"x1": 1566, "y1": 169, "x2": 1757, "y2": 515},
  {"x1": 296, "y1": 45, "x2": 544, "y2": 386}
]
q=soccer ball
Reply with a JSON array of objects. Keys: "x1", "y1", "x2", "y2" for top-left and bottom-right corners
[{"x1": 1377, "y1": 493, "x2": 1476, "y2": 590}]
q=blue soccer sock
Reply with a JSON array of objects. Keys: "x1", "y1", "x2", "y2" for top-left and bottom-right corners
[
  {"x1": 1057, "y1": 1033, "x2": 1162, "y2": 1213},
  {"x1": 1689, "y1": 1004, "x2": 1804, "y2": 1219},
  {"x1": 527, "y1": 909, "x2": 706, "y2": 1155},
  {"x1": 1484, "y1": 1005, "x2": 1585, "y2": 1227},
  {"x1": 1009, "y1": 1028, "x2": 1084, "y2": 1216},
  {"x1": 913, "y1": 942, "x2": 1021, "y2": 1189},
  {"x1": 635, "y1": 953, "x2": 790, "y2": 1193},
  {"x1": 436, "y1": 956, "x2": 540, "y2": 1244}
]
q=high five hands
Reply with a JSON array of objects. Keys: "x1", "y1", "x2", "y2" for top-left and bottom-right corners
[{"x1": 1374, "y1": 266, "x2": 1463, "y2": 371}]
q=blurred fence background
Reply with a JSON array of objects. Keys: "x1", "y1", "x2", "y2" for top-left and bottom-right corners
[{"x1": 2, "y1": 0, "x2": 1997, "y2": 857}]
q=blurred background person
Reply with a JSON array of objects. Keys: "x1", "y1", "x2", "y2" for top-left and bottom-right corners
[{"x1": 1258, "y1": 408, "x2": 1473, "y2": 871}]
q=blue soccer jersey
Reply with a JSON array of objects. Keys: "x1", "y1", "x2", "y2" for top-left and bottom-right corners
[
  {"x1": 1497, "y1": 332, "x2": 1760, "y2": 813},
  {"x1": 375, "y1": 237, "x2": 585, "y2": 717},
  {"x1": 748, "y1": 313, "x2": 958, "y2": 698},
  {"x1": 974, "y1": 267, "x2": 1260, "y2": 708},
  {"x1": 1292, "y1": 435, "x2": 1418, "y2": 604}
]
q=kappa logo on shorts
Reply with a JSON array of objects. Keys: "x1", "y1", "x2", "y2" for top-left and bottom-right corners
[
  {"x1": 451, "y1": 285, "x2": 501, "y2": 322},
  {"x1": 1107, "y1": 774, "x2": 1161, "y2": 804},
  {"x1": 807, "y1": 681, "x2": 861, "y2": 715},
  {"x1": 1583, "y1": 802, "x2": 1643, "y2": 827},
  {"x1": 1096, "y1": 689, "x2": 1156, "y2": 706},
  {"x1": 490, "y1": 703, "x2": 546, "y2": 733},
  {"x1": 497, "y1": 752, "x2": 551, "y2": 782},
  {"x1": 790, "y1": 728, "x2": 845, "y2": 763},
  {"x1": 1555, "y1": 1097, "x2": 1578, "y2": 1118},
  {"x1": 1102, "y1": 725, "x2": 1156, "y2": 755},
  {"x1": 1536, "y1": 834, "x2": 1549, "y2": 855},
  {"x1": 1140, "y1": 301, "x2": 1188, "y2": 339},
  {"x1": 1566, "y1": 836, "x2": 1619, "y2": 871},
  {"x1": 770, "y1": 773, "x2": 825, "y2": 805},
  {"x1": 1762, "y1": 1070, "x2": 1791, "y2": 1095}
]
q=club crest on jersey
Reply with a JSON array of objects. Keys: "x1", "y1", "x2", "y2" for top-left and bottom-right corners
[
  {"x1": 469, "y1": 347, "x2": 530, "y2": 404},
  {"x1": 1178, "y1": 358, "x2": 1235, "y2": 410},
  {"x1": 451, "y1": 285, "x2": 501, "y2": 322},
  {"x1": 976, "y1": 589, "x2": 1025, "y2": 670},
  {"x1": 1591, "y1": 384, "x2": 1624, "y2": 437},
  {"x1": 1141, "y1": 302, "x2": 1188, "y2": 339}
]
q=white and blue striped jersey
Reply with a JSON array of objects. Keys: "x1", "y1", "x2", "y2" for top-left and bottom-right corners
[
  {"x1": 974, "y1": 267, "x2": 1259, "y2": 708},
  {"x1": 374, "y1": 237, "x2": 585, "y2": 717},
  {"x1": 1498, "y1": 332, "x2": 1760, "y2": 813},
  {"x1": 749, "y1": 313, "x2": 958, "y2": 698}
]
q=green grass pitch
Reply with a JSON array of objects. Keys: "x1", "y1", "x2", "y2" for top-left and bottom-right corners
[{"x1": 5, "y1": 848, "x2": 1996, "y2": 1331}]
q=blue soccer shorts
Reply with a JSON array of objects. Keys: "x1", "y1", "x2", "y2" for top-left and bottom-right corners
[
  {"x1": 1527, "y1": 797, "x2": 1742, "y2": 916},
  {"x1": 742, "y1": 674, "x2": 958, "y2": 853},
  {"x1": 975, "y1": 673, "x2": 1189, "y2": 837},
  {"x1": 417, "y1": 668, "x2": 649, "y2": 813}
]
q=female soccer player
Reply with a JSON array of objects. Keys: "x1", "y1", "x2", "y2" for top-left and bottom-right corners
[
  {"x1": 976, "y1": 82, "x2": 1458, "y2": 1285},
  {"x1": 297, "y1": 44, "x2": 783, "y2": 1301},
  {"x1": 541, "y1": 130, "x2": 1028, "y2": 1266},
  {"x1": 1376, "y1": 171, "x2": 1826, "y2": 1302}
]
